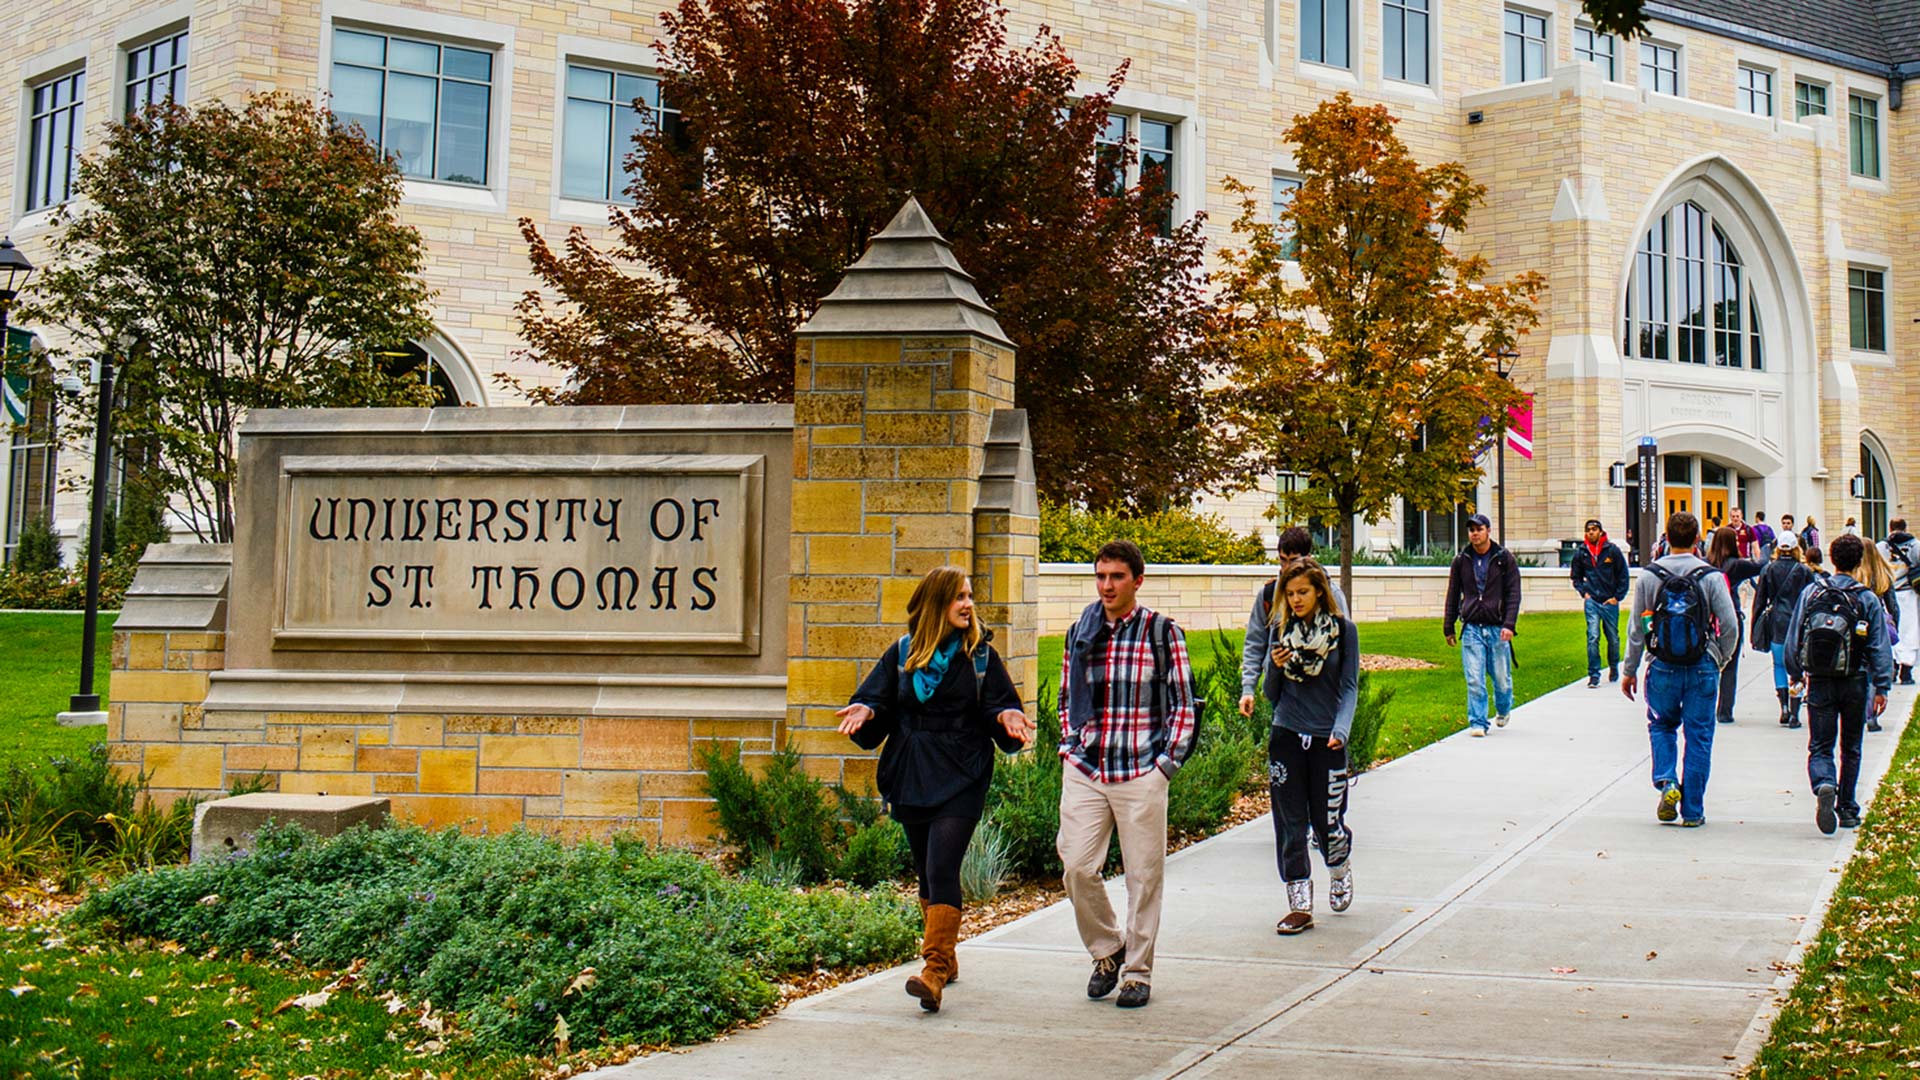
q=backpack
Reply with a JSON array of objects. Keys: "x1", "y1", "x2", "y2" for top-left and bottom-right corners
[
  {"x1": 1796, "y1": 583, "x2": 1864, "y2": 679},
  {"x1": 1147, "y1": 613, "x2": 1207, "y2": 745},
  {"x1": 1646, "y1": 564, "x2": 1720, "y2": 665},
  {"x1": 896, "y1": 635, "x2": 990, "y2": 699}
]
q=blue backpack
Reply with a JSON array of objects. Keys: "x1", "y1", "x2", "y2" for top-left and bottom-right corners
[{"x1": 1647, "y1": 564, "x2": 1719, "y2": 665}]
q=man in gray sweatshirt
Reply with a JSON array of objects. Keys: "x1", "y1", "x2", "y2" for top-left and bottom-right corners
[
  {"x1": 1621, "y1": 511, "x2": 1742, "y2": 827},
  {"x1": 1239, "y1": 526, "x2": 1349, "y2": 718}
]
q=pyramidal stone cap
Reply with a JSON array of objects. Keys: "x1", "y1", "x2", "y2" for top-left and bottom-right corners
[{"x1": 796, "y1": 196, "x2": 1014, "y2": 348}]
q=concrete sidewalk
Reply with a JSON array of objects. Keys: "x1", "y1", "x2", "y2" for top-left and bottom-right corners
[{"x1": 608, "y1": 656, "x2": 1916, "y2": 1079}]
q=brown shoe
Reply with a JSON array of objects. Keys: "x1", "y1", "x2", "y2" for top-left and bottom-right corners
[
  {"x1": 906, "y1": 903, "x2": 961, "y2": 1012},
  {"x1": 918, "y1": 897, "x2": 955, "y2": 983},
  {"x1": 1275, "y1": 911, "x2": 1315, "y2": 935}
]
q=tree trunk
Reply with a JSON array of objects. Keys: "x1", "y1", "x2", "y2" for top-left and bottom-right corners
[{"x1": 1337, "y1": 496, "x2": 1357, "y2": 618}]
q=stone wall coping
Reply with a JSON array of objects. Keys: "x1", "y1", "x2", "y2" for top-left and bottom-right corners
[
  {"x1": 242, "y1": 403, "x2": 795, "y2": 436},
  {"x1": 202, "y1": 669, "x2": 788, "y2": 720},
  {"x1": 208, "y1": 670, "x2": 787, "y2": 689},
  {"x1": 1039, "y1": 562, "x2": 1585, "y2": 579}
]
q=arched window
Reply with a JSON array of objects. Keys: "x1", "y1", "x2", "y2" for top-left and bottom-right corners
[
  {"x1": 1624, "y1": 200, "x2": 1766, "y2": 369},
  {"x1": 385, "y1": 342, "x2": 466, "y2": 407},
  {"x1": 1860, "y1": 439, "x2": 1891, "y2": 540}
]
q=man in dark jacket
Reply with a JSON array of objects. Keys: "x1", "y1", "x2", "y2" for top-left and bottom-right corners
[
  {"x1": 1785, "y1": 535, "x2": 1893, "y2": 832},
  {"x1": 1445, "y1": 514, "x2": 1523, "y2": 736},
  {"x1": 1571, "y1": 518, "x2": 1630, "y2": 688}
]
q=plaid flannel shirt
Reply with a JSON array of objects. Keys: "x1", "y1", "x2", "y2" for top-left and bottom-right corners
[{"x1": 1057, "y1": 605, "x2": 1199, "y2": 783}]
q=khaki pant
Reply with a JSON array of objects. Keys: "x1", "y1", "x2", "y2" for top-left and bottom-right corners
[{"x1": 1056, "y1": 765, "x2": 1168, "y2": 984}]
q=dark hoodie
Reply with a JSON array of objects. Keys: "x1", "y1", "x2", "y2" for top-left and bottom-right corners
[{"x1": 1446, "y1": 540, "x2": 1522, "y2": 637}]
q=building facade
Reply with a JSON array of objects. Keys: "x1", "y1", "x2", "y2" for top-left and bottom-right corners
[{"x1": 1, "y1": 0, "x2": 1914, "y2": 562}]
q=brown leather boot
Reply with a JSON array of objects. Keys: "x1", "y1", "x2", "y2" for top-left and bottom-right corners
[
  {"x1": 917, "y1": 897, "x2": 956, "y2": 982},
  {"x1": 906, "y1": 903, "x2": 961, "y2": 1012}
]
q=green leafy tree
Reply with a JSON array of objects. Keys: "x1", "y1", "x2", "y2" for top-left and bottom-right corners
[
  {"x1": 517, "y1": 0, "x2": 1225, "y2": 509},
  {"x1": 20, "y1": 92, "x2": 439, "y2": 543},
  {"x1": 1209, "y1": 94, "x2": 1544, "y2": 603},
  {"x1": 1580, "y1": 0, "x2": 1649, "y2": 40}
]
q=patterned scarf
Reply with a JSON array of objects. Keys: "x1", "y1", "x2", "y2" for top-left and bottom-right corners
[
  {"x1": 912, "y1": 636, "x2": 961, "y2": 703},
  {"x1": 1277, "y1": 610, "x2": 1340, "y2": 682}
]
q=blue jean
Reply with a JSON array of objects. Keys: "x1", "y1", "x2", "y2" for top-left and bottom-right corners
[
  {"x1": 1645, "y1": 657, "x2": 1721, "y2": 821},
  {"x1": 1584, "y1": 598, "x2": 1621, "y2": 678},
  {"x1": 1461, "y1": 623, "x2": 1513, "y2": 729},
  {"x1": 1769, "y1": 641, "x2": 1791, "y2": 691}
]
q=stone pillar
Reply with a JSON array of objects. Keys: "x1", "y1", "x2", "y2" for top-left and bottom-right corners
[
  {"x1": 108, "y1": 544, "x2": 233, "y2": 805},
  {"x1": 786, "y1": 198, "x2": 1036, "y2": 790}
]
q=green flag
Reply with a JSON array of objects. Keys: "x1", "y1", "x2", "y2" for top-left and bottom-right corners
[{"x1": 3, "y1": 327, "x2": 32, "y2": 425}]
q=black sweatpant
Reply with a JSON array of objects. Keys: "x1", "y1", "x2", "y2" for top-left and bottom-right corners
[
  {"x1": 1268, "y1": 727, "x2": 1352, "y2": 884},
  {"x1": 1806, "y1": 676, "x2": 1871, "y2": 817},
  {"x1": 1715, "y1": 612, "x2": 1744, "y2": 722},
  {"x1": 903, "y1": 816, "x2": 978, "y2": 908}
]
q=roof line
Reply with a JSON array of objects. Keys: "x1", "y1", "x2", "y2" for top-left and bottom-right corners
[{"x1": 1644, "y1": 2, "x2": 1902, "y2": 84}]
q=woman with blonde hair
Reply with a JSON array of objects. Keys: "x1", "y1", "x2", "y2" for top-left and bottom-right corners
[
  {"x1": 837, "y1": 565, "x2": 1031, "y2": 1013},
  {"x1": 1259, "y1": 559, "x2": 1359, "y2": 936},
  {"x1": 1857, "y1": 541, "x2": 1900, "y2": 732},
  {"x1": 1752, "y1": 534, "x2": 1815, "y2": 728}
]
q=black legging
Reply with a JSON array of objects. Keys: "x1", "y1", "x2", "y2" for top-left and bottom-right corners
[{"x1": 903, "y1": 816, "x2": 978, "y2": 908}]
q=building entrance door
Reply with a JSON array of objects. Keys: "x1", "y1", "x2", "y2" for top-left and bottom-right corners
[
  {"x1": 1699, "y1": 488, "x2": 1729, "y2": 530},
  {"x1": 1664, "y1": 486, "x2": 1693, "y2": 520}
]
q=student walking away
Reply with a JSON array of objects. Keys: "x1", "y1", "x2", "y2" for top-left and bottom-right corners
[
  {"x1": 838, "y1": 565, "x2": 1032, "y2": 1013},
  {"x1": 1255, "y1": 560, "x2": 1359, "y2": 935},
  {"x1": 1240, "y1": 526, "x2": 1349, "y2": 718},
  {"x1": 1801, "y1": 517, "x2": 1822, "y2": 555},
  {"x1": 1785, "y1": 535, "x2": 1893, "y2": 834},
  {"x1": 1730, "y1": 508, "x2": 1755, "y2": 560},
  {"x1": 1807, "y1": 545, "x2": 1828, "y2": 578},
  {"x1": 1884, "y1": 520, "x2": 1920, "y2": 686},
  {"x1": 1856, "y1": 541, "x2": 1903, "y2": 733},
  {"x1": 1571, "y1": 518, "x2": 1630, "y2": 688},
  {"x1": 1622, "y1": 512, "x2": 1741, "y2": 828},
  {"x1": 1056, "y1": 540, "x2": 1199, "y2": 1010},
  {"x1": 1844, "y1": 517, "x2": 1860, "y2": 538},
  {"x1": 1705, "y1": 526, "x2": 1765, "y2": 724},
  {"x1": 1753, "y1": 534, "x2": 1817, "y2": 728},
  {"x1": 1444, "y1": 514, "x2": 1522, "y2": 736},
  {"x1": 1751, "y1": 512, "x2": 1776, "y2": 555}
]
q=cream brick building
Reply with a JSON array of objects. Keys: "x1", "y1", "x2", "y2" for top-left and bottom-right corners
[{"x1": 1, "y1": 0, "x2": 1914, "y2": 562}]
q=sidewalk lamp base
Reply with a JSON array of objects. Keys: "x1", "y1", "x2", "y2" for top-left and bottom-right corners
[
  {"x1": 69, "y1": 693, "x2": 101, "y2": 712},
  {"x1": 57, "y1": 710, "x2": 108, "y2": 728}
]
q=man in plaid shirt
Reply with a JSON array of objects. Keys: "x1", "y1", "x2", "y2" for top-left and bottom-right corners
[{"x1": 1055, "y1": 539, "x2": 1198, "y2": 1010}]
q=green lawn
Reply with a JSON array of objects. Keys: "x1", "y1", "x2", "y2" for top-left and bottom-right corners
[
  {"x1": 1039, "y1": 609, "x2": 1620, "y2": 768},
  {"x1": 0, "y1": 613, "x2": 114, "y2": 771},
  {"x1": 1744, "y1": 697, "x2": 1920, "y2": 1079}
]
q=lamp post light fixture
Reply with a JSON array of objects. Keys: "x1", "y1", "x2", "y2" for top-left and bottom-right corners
[
  {"x1": 0, "y1": 237, "x2": 34, "y2": 371},
  {"x1": 64, "y1": 333, "x2": 134, "y2": 725},
  {"x1": 1494, "y1": 348, "x2": 1518, "y2": 547},
  {"x1": 1850, "y1": 473, "x2": 1868, "y2": 500}
]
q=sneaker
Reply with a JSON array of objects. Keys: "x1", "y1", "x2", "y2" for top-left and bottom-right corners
[
  {"x1": 1495, "y1": 713, "x2": 1510, "y2": 728},
  {"x1": 1329, "y1": 865, "x2": 1354, "y2": 912},
  {"x1": 1657, "y1": 784, "x2": 1682, "y2": 823},
  {"x1": 1470, "y1": 726, "x2": 1488, "y2": 738},
  {"x1": 1838, "y1": 811, "x2": 1861, "y2": 829},
  {"x1": 1679, "y1": 818, "x2": 1706, "y2": 828},
  {"x1": 1815, "y1": 783, "x2": 1837, "y2": 835},
  {"x1": 1115, "y1": 981, "x2": 1151, "y2": 1008},
  {"x1": 1717, "y1": 714, "x2": 1734, "y2": 725},
  {"x1": 1587, "y1": 674, "x2": 1601, "y2": 689},
  {"x1": 1868, "y1": 718, "x2": 1883, "y2": 733},
  {"x1": 1787, "y1": 717, "x2": 1802, "y2": 730},
  {"x1": 1609, "y1": 664, "x2": 1620, "y2": 683},
  {"x1": 1086, "y1": 948, "x2": 1124, "y2": 999}
]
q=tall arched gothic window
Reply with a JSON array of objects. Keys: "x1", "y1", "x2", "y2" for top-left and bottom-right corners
[{"x1": 1624, "y1": 200, "x2": 1766, "y2": 369}]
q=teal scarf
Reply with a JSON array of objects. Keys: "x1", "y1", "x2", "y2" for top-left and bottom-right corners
[{"x1": 913, "y1": 637, "x2": 961, "y2": 703}]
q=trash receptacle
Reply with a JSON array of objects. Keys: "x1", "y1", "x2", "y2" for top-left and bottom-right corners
[{"x1": 1558, "y1": 539, "x2": 1580, "y2": 567}]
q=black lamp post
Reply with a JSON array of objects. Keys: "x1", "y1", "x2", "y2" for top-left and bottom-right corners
[
  {"x1": 69, "y1": 334, "x2": 131, "y2": 717},
  {"x1": 1494, "y1": 348, "x2": 1518, "y2": 546},
  {"x1": 0, "y1": 237, "x2": 33, "y2": 369}
]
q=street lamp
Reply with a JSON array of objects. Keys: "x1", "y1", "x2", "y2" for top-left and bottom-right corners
[
  {"x1": 1494, "y1": 348, "x2": 1518, "y2": 547},
  {"x1": 67, "y1": 333, "x2": 133, "y2": 720},
  {"x1": 0, "y1": 237, "x2": 35, "y2": 369}
]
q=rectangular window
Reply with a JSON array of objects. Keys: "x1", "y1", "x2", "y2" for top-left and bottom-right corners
[
  {"x1": 1139, "y1": 118, "x2": 1175, "y2": 236},
  {"x1": 1663, "y1": 455, "x2": 1692, "y2": 485},
  {"x1": 26, "y1": 69, "x2": 86, "y2": 212},
  {"x1": 561, "y1": 64, "x2": 682, "y2": 203},
  {"x1": 1574, "y1": 25, "x2": 1615, "y2": 81},
  {"x1": 1302, "y1": 0, "x2": 1351, "y2": 69},
  {"x1": 331, "y1": 27, "x2": 494, "y2": 186},
  {"x1": 1640, "y1": 41, "x2": 1678, "y2": 95},
  {"x1": 1094, "y1": 113, "x2": 1128, "y2": 198},
  {"x1": 1736, "y1": 65, "x2": 1772, "y2": 117},
  {"x1": 1382, "y1": 0, "x2": 1430, "y2": 85},
  {"x1": 125, "y1": 29, "x2": 188, "y2": 117},
  {"x1": 1402, "y1": 500, "x2": 1469, "y2": 556},
  {"x1": 1848, "y1": 94, "x2": 1881, "y2": 179},
  {"x1": 4, "y1": 330, "x2": 58, "y2": 566},
  {"x1": 1093, "y1": 112, "x2": 1180, "y2": 236},
  {"x1": 1794, "y1": 80, "x2": 1827, "y2": 118},
  {"x1": 1503, "y1": 9, "x2": 1548, "y2": 84},
  {"x1": 1849, "y1": 267, "x2": 1887, "y2": 352},
  {"x1": 1271, "y1": 174, "x2": 1302, "y2": 260}
]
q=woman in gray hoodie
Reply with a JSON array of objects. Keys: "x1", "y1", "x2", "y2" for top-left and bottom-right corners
[{"x1": 1245, "y1": 559, "x2": 1360, "y2": 935}]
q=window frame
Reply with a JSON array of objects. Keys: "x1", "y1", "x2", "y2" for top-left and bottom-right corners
[
  {"x1": 329, "y1": 26, "x2": 496, "y2": 187},
  {"x1": 1380, "y1": 0, "x2": 1430, "y2": 86},
  {"x1": 1096, "y1": 108, "x2": 1184, "y2": 238},
  {"x1": 1793, "y1": 79, "x2": 1828, "y2": 120},
  {"x1": 122, "y1": 26, "x2": 189, "y2": 119},
  {"x1": 1301, "y1": 0, "x2": 1353, "y2": 71},
  {"x1": 1502, "y1": 6, "x2": 1550, "y2": 85},
  {"x1": 1847, "y1": 92, "x2": 1883, "y2": 181},
  {"x1": 1623, "y1": 200, "x2": 1767, "y2": 372},
  {"x1": 1858, "y1": 439, "x2": 1890, "y2": 542},
  {"x1": 1573, "y1": 23, "x2": 1616, "y2": 82},
  {"x1": 1735, "y1": 64, "x2": 1773, "y2": 118},
  {"x1": 1847, "y1": 266, "x2": 1887, "y2": 354},
  {"x1": 1639, "y1": 39, "x2": 1681, "y2": 96},
  {"x1": 1271, "y1": 173, "x2": 1303, "y2": 260},
  {"x1": 558, "y1": 60, "x2": 682, "y2": 206},
  {"x1": 23, "y1": 66, "x2": 87, "y2": 215}
]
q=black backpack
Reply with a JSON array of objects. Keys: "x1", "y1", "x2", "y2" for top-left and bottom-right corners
[
  {"x1": 1147, "y1": 613, "x2": 1206, "y2": 748},
  {"x1": 1647, "y1": 564, "x2": 1719, "y2": 665},
  {"x1": 1796, "y1": 583, "x2": 1864, "y2": 679}
]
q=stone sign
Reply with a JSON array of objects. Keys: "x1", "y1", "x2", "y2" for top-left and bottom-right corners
[{"x1": 276, "y1": 453, "x2": 763, "y2": 652}]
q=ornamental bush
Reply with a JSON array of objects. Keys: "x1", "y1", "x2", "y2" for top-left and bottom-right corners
[
  {"x1": 1040, "y1": 500, "x2": 1265, "y2": 565},
  {"x1": 75, "y1": 823, "x2": 919, "y2": 1052}
]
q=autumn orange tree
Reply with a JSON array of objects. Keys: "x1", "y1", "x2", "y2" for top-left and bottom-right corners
[
  {"x1": 517, "y1": 0, "x2": 1224, "y2": 509},
  {"x1": 1209, "y1": 94, "x2": 1544, "y2": 601}
]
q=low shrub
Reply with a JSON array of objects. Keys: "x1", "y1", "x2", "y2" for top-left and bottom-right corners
[
  {"x1": 0, "y1": 745, "x2": 202, "y2": 884},
  {"x1": 1041, "y1": 500, "x2": 1265, "y2": 565},
  {"x1": 700, "y1": 745, "x2": 908, "y2": 886},
  {"x1": 0, "y1": 557, "x2": 136, "y2": 610},
  {"x1": 1344, "y1": 672, "x2": 1394, "y2": 775},
  {"x1": 959, "y1": 820, "x2": 1012, "y2": 904},
  {"x1": 984, "y1": 684, "x2": 1065, "y2": 879},
  {"x1": 11, "y1": 514, "x2": 61, "y2": 573},
  {"x1": 74, "y1": 823, "x2": 920, "y2": 1052}
]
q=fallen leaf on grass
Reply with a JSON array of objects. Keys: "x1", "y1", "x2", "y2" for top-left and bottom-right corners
[
  {"x1": 272, "y1": 990, "x2": 331, "y2": 1015},
  {"x1": 553, "y1": 1014, "x2": 571, "y2": 1057},
  {"x1": 564, "y1": 968, "x2": 597, "y2": 997},
  {"x1": 9, "y1": 983, "x2": 35, "y2": 996}
]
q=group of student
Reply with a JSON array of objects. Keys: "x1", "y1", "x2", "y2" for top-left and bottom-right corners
[{"x1": 832, "y1": 512, "x2": 1917, "y2": 1017}]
